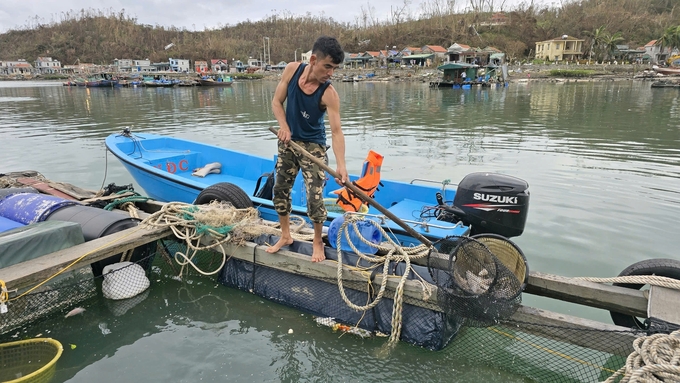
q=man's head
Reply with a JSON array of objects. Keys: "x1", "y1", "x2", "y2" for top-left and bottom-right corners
[{"x1": 312, "y1": 36, "x2": 344, "y2": 65}]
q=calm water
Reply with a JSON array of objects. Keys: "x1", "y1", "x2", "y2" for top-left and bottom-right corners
[{"x1": 1, "y1": 79, "x2": 679, "y2": 382}]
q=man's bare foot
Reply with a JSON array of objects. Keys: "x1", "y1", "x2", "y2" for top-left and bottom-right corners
[
  {"x1": 311, "y1": 240, "x2": 325, "y2": 262},
  {"x1": 266, "y1": 236, "x2": 294, "y2": 253}
]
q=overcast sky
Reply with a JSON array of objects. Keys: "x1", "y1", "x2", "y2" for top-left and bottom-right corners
[{"x1": 0, "y1": 0, "x2": 555, "y2": 34}]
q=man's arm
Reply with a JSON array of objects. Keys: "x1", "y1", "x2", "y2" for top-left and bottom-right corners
[
  {"x1": 271, "y1": 62, "x2": 299, "y2": 143},
  {"x1": 323, "y1": 85, "x2": 348, "y2": 184}
]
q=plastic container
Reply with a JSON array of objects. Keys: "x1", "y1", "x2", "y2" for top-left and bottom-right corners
[
  {"x1": 0, "y1": 338, "x2": 63, "y2": 383},
  {"x1": 0, "y1": 216, "x2": 24, "y2": 233},
  {"x1": 0, "y1": 193, "x2": 78, "y2": 225},
  {"x1": 327, "y1": 215, "x2": 382, "y2": 254}
]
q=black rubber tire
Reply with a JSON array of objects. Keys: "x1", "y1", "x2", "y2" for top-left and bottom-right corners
[
  {"x1": 610, "y1": 258, "x2": 680, "y2": 329},
  {"x1": 194, "y1": 182, "x2": 253, "y2": 209}
]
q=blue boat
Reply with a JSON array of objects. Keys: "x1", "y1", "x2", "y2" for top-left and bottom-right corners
[{"x1": 105, "y1": 129, "x2": 530, "y2": 246}]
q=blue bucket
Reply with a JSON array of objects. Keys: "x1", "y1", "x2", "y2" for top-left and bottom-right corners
[
  {"x1": 0, "y1": 216, "x2": 24, "y2": 233},
  {"x1": 328, "y1": 215, "x2": 382, "y2": 254},
  {"x1": 0, "y1": 193, "x2": 78, "y2": 225}
]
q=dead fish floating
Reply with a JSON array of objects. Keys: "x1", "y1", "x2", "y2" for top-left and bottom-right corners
[{"x1": 65, "y1": 307, "x2": 86, "y2": 318}]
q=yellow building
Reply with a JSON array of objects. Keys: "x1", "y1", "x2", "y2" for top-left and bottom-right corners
[{"x1": 535, "y1": 35, "x2": 584, "y2": 62}]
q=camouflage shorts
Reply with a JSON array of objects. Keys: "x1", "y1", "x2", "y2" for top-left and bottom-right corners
[{"x1": 272, "y1": 140, "x2": 328, "y2": 223}]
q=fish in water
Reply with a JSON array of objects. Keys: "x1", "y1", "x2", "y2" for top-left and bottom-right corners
[{"x1": 65, "y1": 307, "x2": 86, "y2": 318}]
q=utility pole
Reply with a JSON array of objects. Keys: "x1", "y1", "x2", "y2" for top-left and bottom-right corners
[{"x1": 263, "y1": 37, "x2": 271, "y2": 68}]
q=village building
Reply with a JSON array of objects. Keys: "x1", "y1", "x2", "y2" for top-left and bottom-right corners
[
  {"x1": 446, "y1": 43, "x2": 476, "y2": 63},
  {"x1": 0, "y1": 59, "x2": 34, "y2": 75},
  {"x1": 34, "y1": 57, "x2": 62, "y2": 74},
  {"x1": 194, "y1": 60, "x2": 209, "y2": 74},
  {"x1": 210, "y1": 59, "x2": 229, "y2": 72},
  {"x1": 643, "y1": 40, "x2": 677, "y2": 64},
  {"x1": 534, "y1": 35, "x2": 584, "y2": 62},
  {"x1": 421, "y1": 45, "x2": 448, "y2": 62},
  {"x1": 169, "y1": 58, "x2": 190, "y2": 72},
  {"x1": 113, "y1": 59, "x2": 133, "y2": 72}
]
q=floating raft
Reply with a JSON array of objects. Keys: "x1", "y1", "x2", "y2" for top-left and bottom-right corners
[{"x1": 2, "y1": 173, "x2": 680, "y2": 383}]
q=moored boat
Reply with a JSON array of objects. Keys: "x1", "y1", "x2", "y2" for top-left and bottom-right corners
[
  {"x1": 198, "y1": 73, "x2": 234, "y2": 86},
  {"x1": 652, "y1": 65, "x2": 680, "y2": 76},
  {"x1": 105, "y1": 128, "x2": 530, "y2": 247}
]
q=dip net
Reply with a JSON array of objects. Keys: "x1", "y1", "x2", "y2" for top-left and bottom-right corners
[{"x1": 428, "y1": 234, "x2": 525, "y2": 326}]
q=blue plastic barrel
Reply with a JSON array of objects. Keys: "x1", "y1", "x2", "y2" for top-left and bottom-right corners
[
  {"x1": 0, "y1": 193, "x2": 78, "y2": 225},
  {"x1": 327, "y1": 215, "x2": 382, "y2": 254},
  {"x1": 0, "y1": 216, "x2": 24, "y2": 233}
]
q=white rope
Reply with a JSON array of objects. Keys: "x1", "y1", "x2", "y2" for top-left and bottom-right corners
[
  {"x1": 141, "y1": 202, "x2": 262, "y2": 276},
  {"x1": 577, "y1": 276, "x2": 680, "y2": 290},
  {"x1": 603, "y1": 330, "x2": 680, "y2": 383},
  {"x1": 332, "y1": 213, "x2": 434, "y2": 349}
]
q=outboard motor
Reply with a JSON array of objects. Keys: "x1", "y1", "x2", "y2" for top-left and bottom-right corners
[{"x1": 437, "y1": 172, "x2": 529, "y2": 238}]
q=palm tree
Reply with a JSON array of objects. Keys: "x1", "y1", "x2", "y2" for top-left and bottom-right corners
[
  {"x1": 601, "y1": 31, "x2": 624, "y2": 62},
  {"x1": 583, "y1": 26, "x2": 608, "y2": 63},
  {"x1": 655, "y1": 25, "x2": 680, "y2": 65}
]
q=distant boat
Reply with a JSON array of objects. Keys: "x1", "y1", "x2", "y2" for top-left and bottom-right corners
[
  {"x1": 142, "y1": 76, "x2": 176, "y2": 87},
  {"x1": 199, "y1": 74, "x2": 233, "y2": 86},
  {"x1": 651, "y1": 80, "x2": 680, "y2": 88},
  {"x1": 652, "y1": 65, "x2": 680, "y2": 76}
]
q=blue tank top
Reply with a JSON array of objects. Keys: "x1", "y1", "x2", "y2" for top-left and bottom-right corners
[{"x1": 286, "y1": 63, "x2": 331, "y2": 145}]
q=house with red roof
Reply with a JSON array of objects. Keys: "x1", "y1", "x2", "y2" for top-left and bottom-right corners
[
  {"x1": 644, "y1": 40, "x2": 675, "y2": 64},
  {"x1": 422, "y1": 45, "x2": 448, "y2": 62}
]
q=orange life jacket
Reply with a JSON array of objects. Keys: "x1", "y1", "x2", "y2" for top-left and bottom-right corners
[{"x1": 333, "y1": 150, "x2": 384, "y2": 212}]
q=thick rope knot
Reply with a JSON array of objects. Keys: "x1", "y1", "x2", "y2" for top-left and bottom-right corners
[
  {"x1": 141, "y1": 201, "x2": 280, "y2": 276},
  {"x1": 604, "y1": 329, "x2": 680, "y2": 383}
]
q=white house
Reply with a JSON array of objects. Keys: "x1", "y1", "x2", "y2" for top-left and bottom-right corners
[
  {"x1": 644, "y1": 40, "x2": 676, "y2": 64},
  {"x1": 301, "y1": 50, "x2": 312, "y2": 63},
  {"x1": 0, "y1": 59, "x2": 34, "y2": 75},
  {"x1": 34, "y1": 57, "x2": 62, "y2": 74},
  {"x1": 169, "y1": 58, "x2": 190, "y2": 72}
]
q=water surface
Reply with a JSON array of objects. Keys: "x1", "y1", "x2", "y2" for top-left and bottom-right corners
[{"x1": 1, "y1": 79, "x2": 678, "y2": 382}]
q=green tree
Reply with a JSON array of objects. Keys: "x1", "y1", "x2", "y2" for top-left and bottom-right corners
[
  {"x1": 601, "y1": 31, "x2": 624, "y2": 62},
  {"x1": 656, "y1": 25, "x2": 680, "y2": 63}
]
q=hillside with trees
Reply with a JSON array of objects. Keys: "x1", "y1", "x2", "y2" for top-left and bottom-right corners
[{"x1": 0, "y1": 0, "x2": 679, "y2": 66}]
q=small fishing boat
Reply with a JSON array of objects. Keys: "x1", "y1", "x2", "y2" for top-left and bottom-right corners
[
  {"x1": 105, "y1": 128, "x2": 530, "y2": 247},
  {"x1": 198, "y1": 73, "x2": 234, "y2": 86}
]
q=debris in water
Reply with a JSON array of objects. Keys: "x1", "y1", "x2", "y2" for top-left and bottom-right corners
[{"x1": 99, "y1": 322, "x2": 111, "y2": 335}]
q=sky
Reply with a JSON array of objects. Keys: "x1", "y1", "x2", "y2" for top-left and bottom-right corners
[{"x1": 0, "y1": 0, "x2": 554, "y2": 34}]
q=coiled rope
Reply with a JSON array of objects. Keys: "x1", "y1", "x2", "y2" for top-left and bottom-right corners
[
  {"x1": 332, "y1": 213, "x2": 434, "y2": 349},
  {"x1": 603, "y1": 330, "x2": 680, "y2": 383},
  {"x1": 579, "y1": 275, "x2": 680, "y2": 382},
  {"x1": 140, "y1": 201, "x2": 311, "y2": 276}
]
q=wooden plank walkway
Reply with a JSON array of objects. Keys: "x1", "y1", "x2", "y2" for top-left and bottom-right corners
[{"x1": 0, "y1": 225, "x2": 171, "y2": 292}]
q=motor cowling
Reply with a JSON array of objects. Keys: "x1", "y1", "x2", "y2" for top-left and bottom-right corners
[{"x1": 452, "y1": 172, "x2": 529, "y2": 238}]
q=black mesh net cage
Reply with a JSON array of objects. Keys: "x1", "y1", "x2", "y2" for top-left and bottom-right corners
[{"x1": 428, "y1": 234, "x2": 528, "y2": 327}]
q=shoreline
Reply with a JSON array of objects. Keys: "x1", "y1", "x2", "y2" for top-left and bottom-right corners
[{"x1": 1, "y1": 63, "x2": 672, "y2": 84}]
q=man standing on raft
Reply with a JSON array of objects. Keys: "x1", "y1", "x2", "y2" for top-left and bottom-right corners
[{"x1": 266, "y1": 36, "x2": 348, "y2": 262}]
